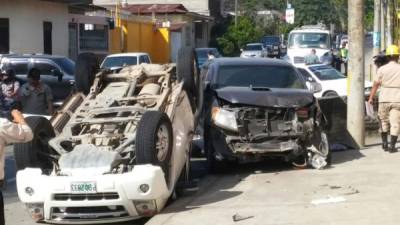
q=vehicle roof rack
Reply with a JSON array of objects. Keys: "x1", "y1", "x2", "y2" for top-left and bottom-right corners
[{"x1": 295, "y1": 23, "x2": 328, "y2": 31}]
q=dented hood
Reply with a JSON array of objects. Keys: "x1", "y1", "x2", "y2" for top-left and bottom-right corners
[{"x1": 215, "y1": 86, "x2": 314, "y2": 108}]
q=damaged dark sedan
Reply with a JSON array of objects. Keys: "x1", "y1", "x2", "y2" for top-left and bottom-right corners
[{"x1": 203, "y1": 58, "x2": 330, "y2": 172}]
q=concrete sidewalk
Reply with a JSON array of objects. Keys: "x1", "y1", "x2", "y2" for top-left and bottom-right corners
[{"x1": 147, "y1": 145, "x2": 400, "y2": 225}]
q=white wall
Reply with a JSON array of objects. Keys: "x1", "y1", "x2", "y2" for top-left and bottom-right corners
[
  {"x1": 94, "y1": 0, "x2": 210, "y2": 16},
  {"x1": 0, "y1": 0, "x2": 69, "y2": 56}
]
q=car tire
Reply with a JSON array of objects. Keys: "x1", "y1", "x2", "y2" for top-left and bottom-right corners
[
  {"x1": 204, "y1": 125, "x2": 227, "y2": 173},
  {"x1": 14, "y1": 116, "x2": 56, "y2": 173},
  {"x1": 311, "y1": 126, "x2": 331, "y2": 167},
  {"x1": 75, "y1": 52, "x2": 99, "y2": 95},
  {"x1": 323, "y1": 91, "x2": 339, "y2": 97},
  {"x1": 136, "y1": 111, "x2": 173, "y2": 183},
  {"x1": 176, "y1": 47, "x2": 196, "y2": 98}
]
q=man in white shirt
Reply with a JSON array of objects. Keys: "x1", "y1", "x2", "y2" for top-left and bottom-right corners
[{"x1": 0, "y1": 110, "x2": 33, "y2": 225}]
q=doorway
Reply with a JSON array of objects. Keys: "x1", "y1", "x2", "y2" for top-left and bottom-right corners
[
  {"x1": 69, "y1": 23, "x2": 78, "y2": 61},
  {"x1": 0, "y1": 18, "x2": 9, "y2": 54},
  {"x1": 43, "y1": 21, "x2": 52, "y2": 54}
]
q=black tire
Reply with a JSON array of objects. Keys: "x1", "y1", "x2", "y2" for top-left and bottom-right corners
[
  {"x1": 176, "y1": 47, "x2": 196, "y2": 97},
  {"x1": 311, "y1": 126, "x2": 331, "y2": 167},
  {"x1": 75, "y1": 52, "x2": 99, "y2": 95},
  {"x1": 14, "y1": 117, "x2": 56, "y2": 172},
  {"x1": 323, "y1": 91, "x2": 339, "y2": 97},
  {"x1": 136, "y1": 111, "x2": 173, "y2": 182},
  {"x1": 204, "y1": 125, "x2": 227, "y2": 173}
]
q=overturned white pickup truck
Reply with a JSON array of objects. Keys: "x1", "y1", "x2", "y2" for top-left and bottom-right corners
[{"x1": 14, "y1": 60, "x2": 199, "y2": 224}]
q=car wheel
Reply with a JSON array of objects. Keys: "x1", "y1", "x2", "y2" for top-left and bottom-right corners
[
  {"x1": 136, "y1": 111, "x2": 173, "y2": 183},
  {"x1": 310, "y1": 126, "x2": 331, "y2": 168},
  {"x1": 75, "y1": 52, "x2": 99, "y2": 95},
  {"x1": 323, "y1": 91, "x2": 339, "y2": 97},
  {"x1": 14, "y1": 116, "x2": 56, "y2": 173},
  {"x1": 204, "y1": 125, "x2": 227, "y2": 173},
  {"x1": 176, "y1": 47, "x2": 196, "y2": 98}
]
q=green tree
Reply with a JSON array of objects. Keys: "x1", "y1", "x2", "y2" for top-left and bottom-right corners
[
  {"x1": 291, "y1": 0, "x2": 337, "y2": 26},
  {"x1": 217, "y1": 16, "x2": 263, "y2": 56}
]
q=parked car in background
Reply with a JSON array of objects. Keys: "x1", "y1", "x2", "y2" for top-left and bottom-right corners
[
  {"x1": 240, "y1": 43, "x2": 267, "y2": 58},
  {"x1": 202, "y1": 58, "x2": 330, "y2": 171},
  {"x1": 296, "y1": 64, "x2": 372, "y2": 98},
  {"x1": 0, "y1": 54, "x2": 75, "y2": 106},
  {"x1": 260, "y1": 35, "x2": 281, "y2": 58},
  {"x1": 100, "y1": 52, "x2": 152, "y2": 70},
  {"x1": 194, "y1": 48, "x2": 221, "y2": 71}
]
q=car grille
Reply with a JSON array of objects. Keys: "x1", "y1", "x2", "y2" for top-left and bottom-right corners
[
  {"x1": 53, "y1": 192, "x2": 119, "y2": 201},
  {"x1": 293, "y1": 56, "x2": 305, "y2": 63},
  {"x1": 50, "y1": 206, "x2": 129, "y2": 221}
]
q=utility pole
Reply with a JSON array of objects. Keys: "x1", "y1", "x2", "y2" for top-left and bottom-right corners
[
  {"x1": 381, "y1": 0, "x2": 387, "y2": 50},
  {"x1": 373, "y1": 0, "x2": 381, "y2": 56},
  {"x1": 235, "y1": 0, "x2": 238, "y2": 27},
  {"x1": 387, "y1": 0, "x2": 393, "y2": 45},
  {"x1": 347, "y1": 0, "x2": 365, "y2": 147},
  {"x1": 373, "y1": 0, "x2": 381, "y2": 79}
]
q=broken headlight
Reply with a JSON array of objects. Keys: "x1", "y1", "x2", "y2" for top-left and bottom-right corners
[
  {"x1": 212, "y1": 107, "x2": 238, "y2": 132},
  {"x1": 26, "y1": 203, "x2": 44, "y2": 222}
]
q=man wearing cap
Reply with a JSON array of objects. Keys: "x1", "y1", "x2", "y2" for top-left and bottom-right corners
[
  {"x1": 369, "y1": 45, "x2": 400, "y2": 153},
  {"x1": 19, "y1": 68, "x2": 53, "y2": 115}
]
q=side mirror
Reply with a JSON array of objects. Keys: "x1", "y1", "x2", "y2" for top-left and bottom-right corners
[
  {"x1": 52, "y1": 69, "x2": 63, "y2": 82},
  {"x1": 307, "y1": 81, "x2": 322, "y2": 93}
]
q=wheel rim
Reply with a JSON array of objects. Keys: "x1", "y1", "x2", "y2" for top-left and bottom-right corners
[{"x1": 156, "y1": 124, "x2": 170, "y2": 162}]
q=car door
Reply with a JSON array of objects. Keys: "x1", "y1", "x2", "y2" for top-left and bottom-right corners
[
  {"x1": 34, "y1": 60, "x2": 68, "y2": 102},
  {"x1": 138, "y1": 55, "x2": 146, "y2": 64},
  {"x1": 144, "y1": 55, "x2": 151, "y2": 63},
  {"x1": 297, "y1": 68, "x2": 317, "y2": 83}
]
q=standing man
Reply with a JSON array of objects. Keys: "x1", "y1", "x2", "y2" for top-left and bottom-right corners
[
  {"x1": 19, "y1": 68, "x2": 53, "y2": 115},
  {"x1": 340, "y1": 42, "x2": 349, "y2": 76},
  {"x1": 304, "y1": 49, "x2": 320, "y2": 65},
  {"x1": 368, "y1": 45, "x2": 400, "y2": 153},
  {"x1": 0, "y1": 109, "x2": 33, "y2": 224}
]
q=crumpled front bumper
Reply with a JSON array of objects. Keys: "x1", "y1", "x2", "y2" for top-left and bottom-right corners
[{"x1": 17, "y1": 165, "x2": 170, "y2": 224}]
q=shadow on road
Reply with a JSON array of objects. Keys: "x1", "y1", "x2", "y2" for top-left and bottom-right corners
[{"x1": 330, "y1": 150, "x2": 365, "y2": 166}]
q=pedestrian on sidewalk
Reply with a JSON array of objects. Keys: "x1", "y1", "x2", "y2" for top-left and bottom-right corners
[
  {"x1": 368, "y1": 45, "x2": 400, "y2": 153},
  {"x1": 0, "y1": 109, "x2": 33, "y2": 225},
  {"x1": 19, "y1": 68, "x2": 53, "y2": 115}
]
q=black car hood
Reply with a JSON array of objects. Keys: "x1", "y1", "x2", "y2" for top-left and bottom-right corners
[{"x1": 215, "y1": 86, "x2": 314, "y2": 108}]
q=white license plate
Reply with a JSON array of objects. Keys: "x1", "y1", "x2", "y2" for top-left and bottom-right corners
[{"x1": 71, "y1": 181, "x2": 97, "y2": 193}]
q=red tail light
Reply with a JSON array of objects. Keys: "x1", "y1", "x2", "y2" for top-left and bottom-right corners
[{"x1": 296, "y1": 107, "x2": 309, "y2": 119}]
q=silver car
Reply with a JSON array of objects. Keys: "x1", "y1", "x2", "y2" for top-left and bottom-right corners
[{"x1": 240, "y1": 43, "x2": 267, "y2": 58}]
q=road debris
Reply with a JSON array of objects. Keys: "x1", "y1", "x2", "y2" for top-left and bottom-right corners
[
  {"x1": 311, "y1": 196, "x2": 346, "y2": 205},
  {"x1": 329, "y1": 185, "x2": 342, "y2": 189},
  {"x1": 232, "y1": 213, "x2": 254, "y2": 222},
  {"x1": 343, "y1": 186, "x2": 360, "y2": 195}
]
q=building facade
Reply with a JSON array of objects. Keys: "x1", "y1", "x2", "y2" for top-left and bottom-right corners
[
  {"x1": 0, "y1": 0, "x2": 70, "y2": 56},
  {"x1": 94, "y1": 0, "x2": 210, "y2": 16}
]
